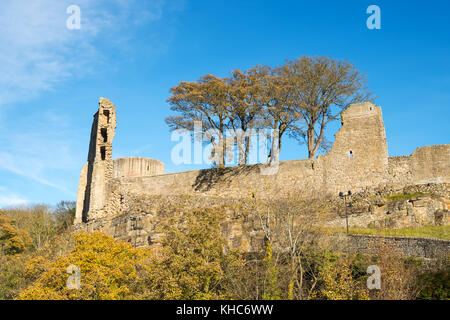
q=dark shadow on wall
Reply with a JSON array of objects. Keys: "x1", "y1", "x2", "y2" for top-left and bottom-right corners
[
  {"x1": 82, "y1": 112, "x2": 99, "y2": 222},
  {"x1": 192, "y1": 164, "x2": 260, "y2": 192}
]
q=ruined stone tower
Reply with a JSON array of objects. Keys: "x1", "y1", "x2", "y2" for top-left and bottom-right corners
[
  {"x1": 75, "y1": 98, "x2": 165, "y2": 224},
  {"x1": 317, "y1": 101, "x2": 389, "y2": 192},
  {"x1": 75, "y1": 98, "x2": 117, "y2": 223}
]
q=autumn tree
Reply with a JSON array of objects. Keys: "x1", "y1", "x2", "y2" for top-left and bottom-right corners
[
  {"x1": 0, "y1": 213, "x2": 31, "y2": 255},
  {"x1": 0, "y1": 254, "x2": 29, "y2": 299},
  {"x1": 167, "y1": 56, "x2": 372, "y2": 164},
  {"x1": 145, "y1": 208, "x2": 244, "y2": 299},
  {"x1": 226, "y1": 67, "x2": 267, "y2": 165},
  {"x1": 19, "y1": 232, "x2": 150, "y2": 300},
  {"x1": 251, "y1": 187, "x2": 333, "y2": 299},
  {"x1": 4, "y1": 205, "x2": 57, "y2": 250},
  {"x1": 281, "y1": 56, "x2": 373, "y2": 159},
  {"x1": 259, "y1": 65, "x2": 302, "y2": 164},
  {"x1": 166, "y1": 74, "x2": 231, "y2": 167},
  {"x1": 312, "y1": 253, "x2": 369, "y2": 300},
  {"x1": 227, "y1": 65, "x2": 302, "y2": 166},
  {"x1": 54, "y1": 201, "x2": 76, "y2": 232}
]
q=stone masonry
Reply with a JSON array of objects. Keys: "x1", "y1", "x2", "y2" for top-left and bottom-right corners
[{"x1": 74, "y1": 98, "x2": 449, "y2": 253}]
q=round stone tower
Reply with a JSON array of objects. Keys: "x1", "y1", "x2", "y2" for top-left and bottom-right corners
[{"x1": 113, "y1": 157, "x2": 164, "y2": 178}]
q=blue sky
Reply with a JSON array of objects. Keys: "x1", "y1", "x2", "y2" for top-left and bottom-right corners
[{"x1": 0, "y1": 0, "x2": 449, "y2": 207}]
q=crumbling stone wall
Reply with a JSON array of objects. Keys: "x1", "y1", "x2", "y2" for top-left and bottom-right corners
[
  {"x1": 75, "y1": 98, "x2": 449, "y2": 254},
  {"x1": 389, "y1": 144, "x2": 450, "y2": 187},
  {"x1": 112, "y1": 102, "x2": 393, "y2": 200}
]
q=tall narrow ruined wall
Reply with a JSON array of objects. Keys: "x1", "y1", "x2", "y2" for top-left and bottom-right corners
[
  {"x1": 75, "y1": 98, "x2": 117, "y2": 223},
  {"x1": 316, "y1": 102, "x2": 388, "y2": 193}
]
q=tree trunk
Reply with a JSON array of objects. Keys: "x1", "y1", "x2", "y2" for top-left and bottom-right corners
[
  {"x1": 307, "y1": 127, "x2": 315, "y2": 159},
  {"x1": 244, "y1": 134, "x2": 250, "y2": 165},
  {"x1": 269, "y1": 130, "x2": 280, "y2": 165},
  {"x1": 220, "y1": 123, "x2": 226, "y2": 168},
  {"x1": 237, "y1": 132, "x2": 246, "y2": 166},
  {"x1": 308, "y1": 113, "x2": 327, "y2": 159},
  {"x1": 288, "y1": 257, "x2": 296, "y2": 300}
]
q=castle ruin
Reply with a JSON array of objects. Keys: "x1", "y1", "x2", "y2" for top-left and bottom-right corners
[{"x1": 74, "y1": 98, "x2": 449, "y2": 252}]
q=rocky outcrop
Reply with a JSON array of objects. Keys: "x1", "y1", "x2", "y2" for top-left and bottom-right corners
[{"x1": 324, "y1": 184, "x2": 450, "y2": 229}]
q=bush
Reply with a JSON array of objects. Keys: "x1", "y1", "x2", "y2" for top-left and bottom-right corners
[
  {"x1": 0, "y1": 214, "x2": 31, "y2": 254},
  {"x1": 19, "y1": 232, "x2": 150, "y2": 300},
  {"x1": 141, "y1": 208, "x2": 244, "y2": 300},
  {"x1": 0, "y1": 255, "x2": 28, "y2": 299},
  {"x1": 417, "y1": 269, "x2": 450, "y2": 300}
]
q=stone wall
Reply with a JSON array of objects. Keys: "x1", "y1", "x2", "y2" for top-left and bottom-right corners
[
  {"x1": 117, "y1": 160, "x2": 318, "y2": 199},
  {"x1": 388, "y1": 144, "x2": 450, "y2": 187},
  {"x1": 107, "y1": 102, "x2": 448, "y2": 202},
  {"x1": 113, "y1": 102, "x2": 394, "y2": 200},
  {"x1": 341, "y1": 234, "x2": 450, "y2": 259}
]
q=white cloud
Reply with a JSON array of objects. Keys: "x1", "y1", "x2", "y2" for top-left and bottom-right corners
[
  {"x1": 0, "y1": 0, "x2": 184, "y2": 106},
  {"x1": 0, "y1": 186, "x2": 28, "y2": 208},
  {"x1": 0, "y1": 107, "x2": 82, "y2": 196},
  {"x1": 0, "y1": 196, "x2": 28, "y2": 208},
  {"x1": 0, "y1": 152, "x2": 74, "y2": 195},
  {"x1": 0, "y1": 0, "x2": 184, "y2": 196}
]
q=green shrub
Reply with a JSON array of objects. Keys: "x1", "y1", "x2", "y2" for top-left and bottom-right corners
[{"x1": 417, "y1": 269, "x2": 450, "y2": 300}]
